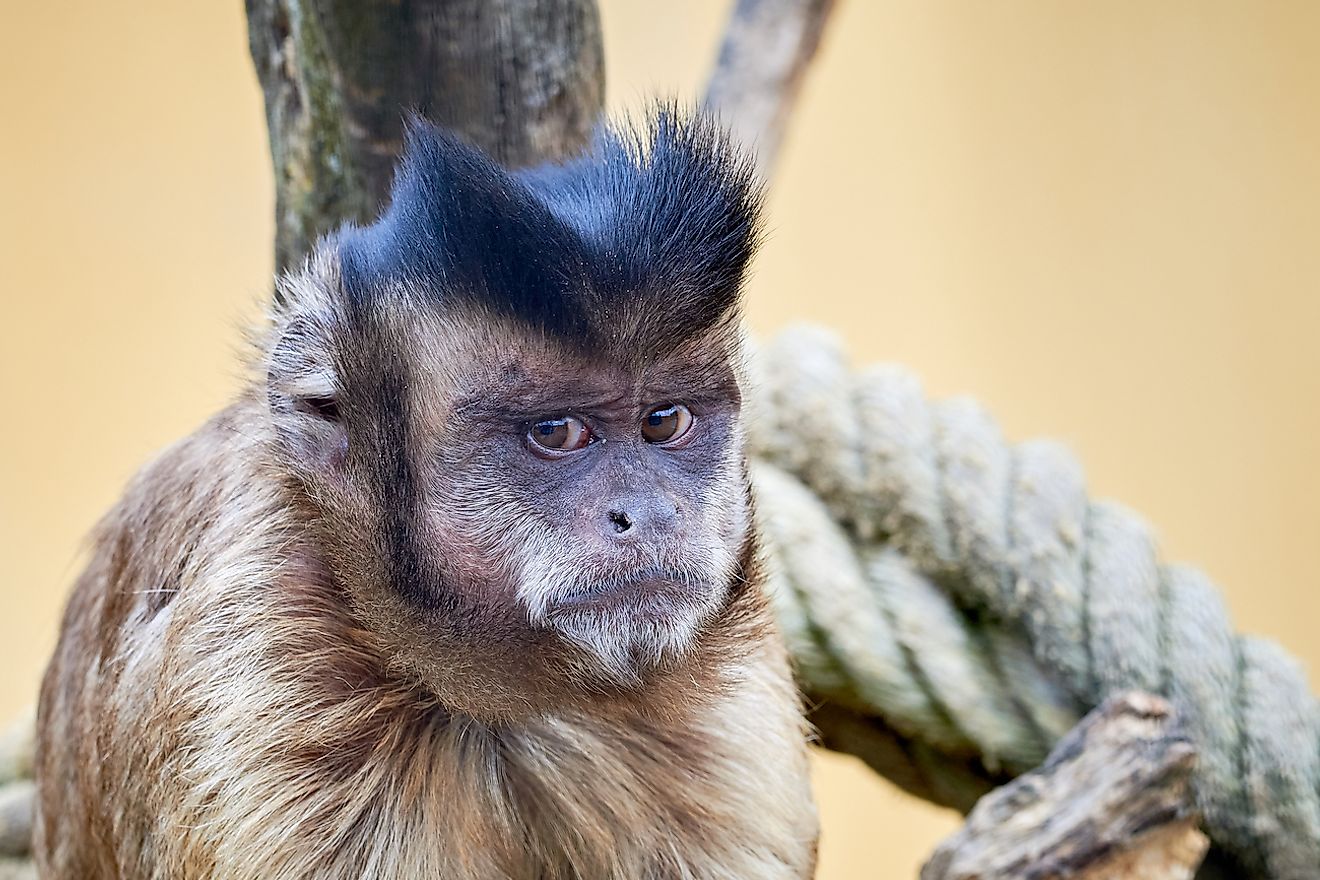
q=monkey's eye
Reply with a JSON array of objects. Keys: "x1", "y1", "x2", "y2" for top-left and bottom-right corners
[
  {"x1": 299, "y1": 395, "x2": 340, "y2": 421},
  {"x1": 527, "y1": 416, "x2": 594, "y2": 457},
  {"x1": 641, "y1": 404, "x2": 694, "y2": 446}
]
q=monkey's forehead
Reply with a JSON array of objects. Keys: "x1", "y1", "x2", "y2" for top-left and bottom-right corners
[{"x1": 340, "y1": 300, "x2": 745, "y2": 406}]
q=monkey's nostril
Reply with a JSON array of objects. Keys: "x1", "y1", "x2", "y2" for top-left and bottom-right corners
[{"x1": 608, "y1": 510, "x2": 633, "y2": 534}]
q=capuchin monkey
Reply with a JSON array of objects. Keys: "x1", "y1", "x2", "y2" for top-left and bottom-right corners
[{"x1": 34, "y1": 110, "x2": 818, "y2": 879}]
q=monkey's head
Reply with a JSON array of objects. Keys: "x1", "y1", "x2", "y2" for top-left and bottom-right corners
[{"x1": 264, "y1": 111, "x2": 764, "y2": 720}]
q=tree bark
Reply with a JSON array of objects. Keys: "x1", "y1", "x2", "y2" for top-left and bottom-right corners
[{"x1": 246, "y1": 0, "x2": 605, "y2": 273}]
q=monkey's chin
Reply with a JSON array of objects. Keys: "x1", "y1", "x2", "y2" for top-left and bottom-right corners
[{"x1": 545, "y1": 576, "x2": 726, "y2": 685}]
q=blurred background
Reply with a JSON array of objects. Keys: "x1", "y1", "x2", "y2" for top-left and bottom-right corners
[{"x1": 2, "y1": 2, "x2": 1318, "y2": 876}]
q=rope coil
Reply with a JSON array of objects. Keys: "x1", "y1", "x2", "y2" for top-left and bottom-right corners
[{"x1": 748, "y1": 325, "x2": 1320, "y2": 878}]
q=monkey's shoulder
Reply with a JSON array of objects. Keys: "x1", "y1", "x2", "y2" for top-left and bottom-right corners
[{"x1": 34, "y1": 399, "x2": 294, "y2": 875}]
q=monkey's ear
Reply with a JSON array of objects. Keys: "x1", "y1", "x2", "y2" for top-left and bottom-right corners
[{"x1": 266, "y1": 316, "x2": 346, "y2": 473}]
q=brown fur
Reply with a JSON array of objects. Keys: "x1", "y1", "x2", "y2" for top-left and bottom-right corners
[{"x1": 35, "y1": 254, "x2": 818, "y2": 878}]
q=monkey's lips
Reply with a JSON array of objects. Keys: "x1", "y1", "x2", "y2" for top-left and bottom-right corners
[{"x1": 551, "y1": 572, "x2": 717, "y2": 619}]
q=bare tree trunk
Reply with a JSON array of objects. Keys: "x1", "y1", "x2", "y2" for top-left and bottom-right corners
[{"x1": 246, "y1": 0, "x2": 605, "y2": 272}]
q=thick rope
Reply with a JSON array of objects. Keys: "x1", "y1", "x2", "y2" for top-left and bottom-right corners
[{"x1": 748, "y1": 325, "x2": 1320, "y2": 879}]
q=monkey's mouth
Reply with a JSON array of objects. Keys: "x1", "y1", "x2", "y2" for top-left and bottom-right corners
[
  {"x1": 543, "y1": 570, "x2": 728, "y2": 675},
  {"x1": 550, "y1": 571, "x2": 717, "y2": 619}
]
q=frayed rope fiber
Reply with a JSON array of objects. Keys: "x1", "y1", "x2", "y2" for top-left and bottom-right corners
[
  {"x1": 748, "y1": 325, "x2": 1319, "y2": 879},
  {"x1": 0, "y1": 325, "x2": 1314, "y2": 878}
]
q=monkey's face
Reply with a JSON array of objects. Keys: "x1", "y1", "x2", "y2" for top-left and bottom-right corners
[
  {"x1": 422, "y1": 313, "x2": 751, "y2": 684},
  {"x1": 269, "y1": 293, "x2": 753, "y2": 710}
]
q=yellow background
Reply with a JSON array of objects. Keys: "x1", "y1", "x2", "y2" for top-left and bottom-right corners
[{"x1": 3, "y1": 2, "x2": 1318, "y2": 876}]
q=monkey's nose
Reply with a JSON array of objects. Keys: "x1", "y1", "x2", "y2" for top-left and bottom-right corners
[
  {"x1": 607, "y1": 509, "x2": 633, "y2": 534},
  {"x1": 598, "y1": 498, "x2": 677, "y2": 542}
]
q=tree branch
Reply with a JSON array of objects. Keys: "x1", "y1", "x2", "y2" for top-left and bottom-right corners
[
  {"x1": 703, "y1": 0, "x2": 837, "y2": 178},
  {"x1": 921, "y1": 693, "x2": 1209, "y2": 880}
]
